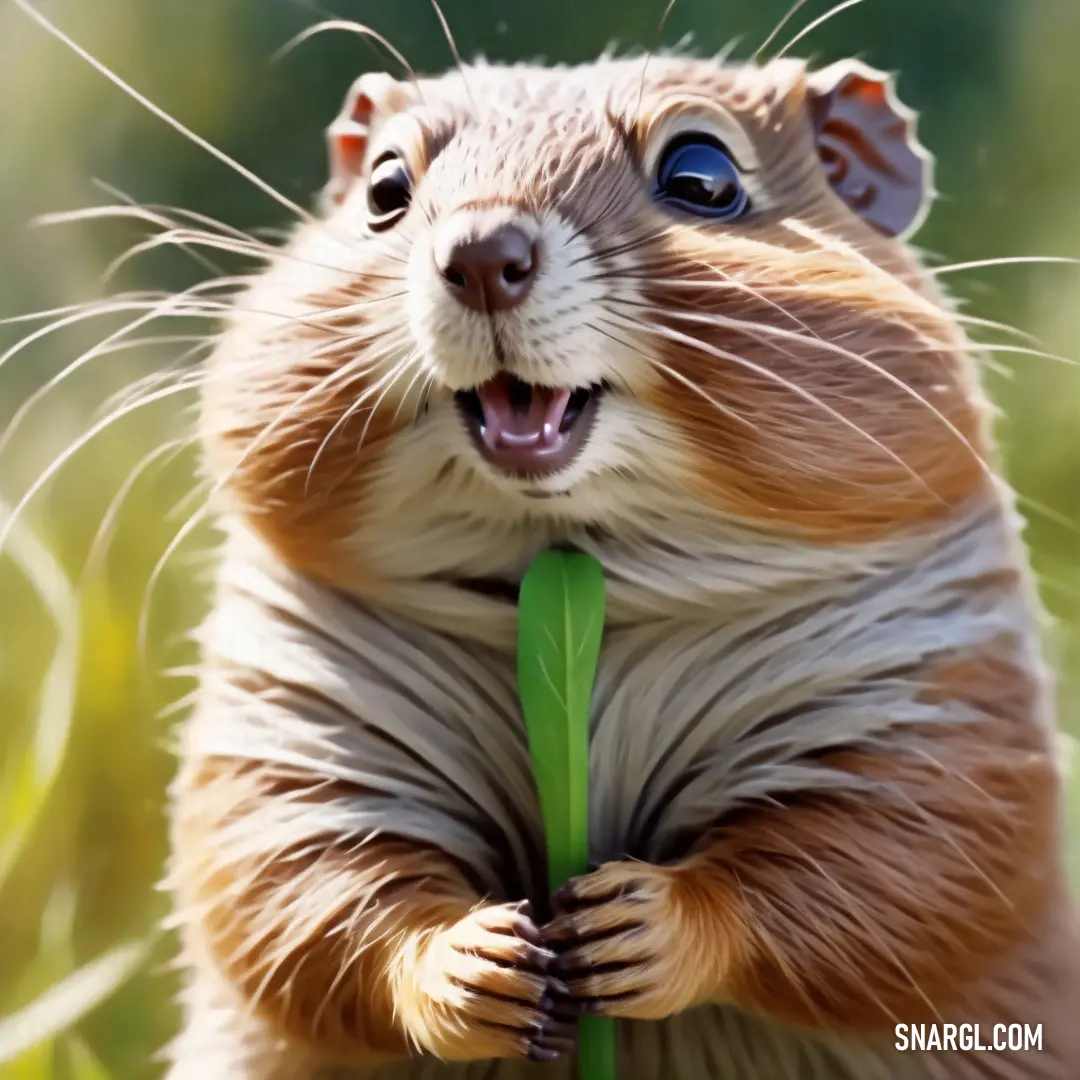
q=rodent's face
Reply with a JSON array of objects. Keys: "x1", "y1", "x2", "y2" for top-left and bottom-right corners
[{"x1": 203, "y1": 56, "x2": 993, "y2": 580}]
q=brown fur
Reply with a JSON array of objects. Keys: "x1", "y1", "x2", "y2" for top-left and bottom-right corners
[
  {"x1": 174, "y1": 755, "x2": 566, "y2": 1064},
  {"x1": 544, "y1": 648, "x2": 1060, "y2": 1029},
  {"x1": 200, "y1": 277, "x2": 407, "y2": 583}
]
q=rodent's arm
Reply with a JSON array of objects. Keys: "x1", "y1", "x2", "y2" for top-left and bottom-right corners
[
  {"x1": 171, "y1": 755, "x2": 567, "y2": 1065},
  {"x1": 546, "y1": 651, "x2": 1063, "y2": 1031}
]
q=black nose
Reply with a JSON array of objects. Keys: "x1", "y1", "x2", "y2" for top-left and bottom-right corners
[{"x1": 436, "y1": 220, "x2": 538, "y2": 313}]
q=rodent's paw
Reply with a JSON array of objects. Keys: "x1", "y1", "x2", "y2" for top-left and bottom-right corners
[
  {"x1": 542, "y1": 861, "x2": 705, "y2": 1022},
  {"x1": 408, "y1": 900, "x2": 575, "y2": 1062}
]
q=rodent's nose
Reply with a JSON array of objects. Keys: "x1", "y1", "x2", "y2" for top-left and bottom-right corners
[{"x1": 435, "y1": 222, "x2": 538, "y2": 313}]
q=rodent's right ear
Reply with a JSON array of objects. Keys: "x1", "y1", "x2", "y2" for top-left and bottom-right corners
[
  {"x1": 325, "y1": 72, "x2": 415, "y2": 206},
  {"x1": 805, "y1": 60, "x2": 934, "y2": 240}
]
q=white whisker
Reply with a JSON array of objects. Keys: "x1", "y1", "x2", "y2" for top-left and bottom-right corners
[
  {"x1": 605, "y1": 312, "x2": 944, "y2": 500},
  {"x1": 753, "y1": 0, "x2": 814, "y2": 62},
  {"x1": 776, "y1": 0, "x2": 870, "y2": 59},
  {"x1": 610, "y1": 298, "x2": 992, "y2": 483},
  {"x1": 11, "y1": 0, "x2": 315, "y2": 225},
  {"x1": 81, "y1": 436, "x2": 199, "y2": 586}
]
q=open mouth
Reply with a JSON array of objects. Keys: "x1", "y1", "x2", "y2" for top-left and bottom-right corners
[{"x1": 455, "y1": 373, "x2": 604, "y2": 479}]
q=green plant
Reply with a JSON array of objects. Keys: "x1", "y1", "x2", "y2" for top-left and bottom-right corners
[{"x1": 517, "y1": 549, "x2": 617, "y2": 1080}]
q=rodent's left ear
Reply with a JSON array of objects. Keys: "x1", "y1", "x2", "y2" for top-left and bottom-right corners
[
  {"x1": 325, "y1": 72, "x2": 415, "y2": 206},
  {"x1": 805, "y1": 60, "x2": 934, "y2": 239}
]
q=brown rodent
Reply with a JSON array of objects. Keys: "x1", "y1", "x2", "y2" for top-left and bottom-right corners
[{"x1": 163, "y1": 49, "x2": 1080, "y2": 1080}]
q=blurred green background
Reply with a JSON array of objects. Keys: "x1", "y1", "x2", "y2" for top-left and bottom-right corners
[{"x1": 1, "y1": 0, "x2": 1079, "y2": 1077}]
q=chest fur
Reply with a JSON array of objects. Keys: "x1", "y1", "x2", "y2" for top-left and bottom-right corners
[{"x1": 188, "y1": 501, "x2": 1036, "y2": 904}]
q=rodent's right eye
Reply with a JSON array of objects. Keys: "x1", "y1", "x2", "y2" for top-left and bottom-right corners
[
  {"x1": 653, "y1": 133, "x2": 750, "y2": 222},
  {"x1": 366, "y1": 153, "x2": 412, "y2": 231}
]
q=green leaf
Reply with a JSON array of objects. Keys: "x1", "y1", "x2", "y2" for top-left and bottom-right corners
[
  {"x1": 517, "y1": 549, "x2": 616, "y2": 1080},
  {"x1": 517, "y1": 550, "x2": 605, "y2": 891}
]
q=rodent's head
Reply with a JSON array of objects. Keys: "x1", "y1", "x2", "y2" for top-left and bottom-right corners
[{"x1": 203, "y1": 55, "x2": 992, "y2": 582}]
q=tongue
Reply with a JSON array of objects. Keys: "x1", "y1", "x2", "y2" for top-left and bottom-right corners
[{"x1": 476, "y1": 374, "x2": 572, "y2": 451}]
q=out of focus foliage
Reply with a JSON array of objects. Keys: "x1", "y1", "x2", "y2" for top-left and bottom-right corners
[{"x1": 0, "y1": 1, "x2": 1078, "y2": 1076}]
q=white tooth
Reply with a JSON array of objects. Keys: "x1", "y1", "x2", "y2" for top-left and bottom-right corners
[
  {"x1": 499, "y1": 430, "x2": 542, "y2": 447},
  {"x1": 482, "y1": 421, "x2": 501, "y2": 450},
  {"x1": 543, "y1": 388, "x2": 572, "y2": 445},
  {"x1": 535, "y1": 433, "x2": 566, "y2": 456}
]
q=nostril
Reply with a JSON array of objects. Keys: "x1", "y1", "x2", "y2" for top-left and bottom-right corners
[
  {"x1": 442, "y1": 264, "x2": 469, "y2": 289},
  {"x1": 435, "y1": 222, "x2": 537, "y2": 312},
  {"x1": 502, "y1": 258, "x2": 532, "y2": 285}
]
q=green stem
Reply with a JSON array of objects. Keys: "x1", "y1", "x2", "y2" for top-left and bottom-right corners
[{"x1": 577, "y1": 1014, "x2": 618, "y2": 1079}]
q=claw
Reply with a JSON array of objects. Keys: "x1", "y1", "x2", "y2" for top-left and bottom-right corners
[
  {"x1": 527, "y1": 1043, "x2": 562, "y2": 1062},
  {"x1": 512, "y1": 914, "x2": 544, "y2": 948}
]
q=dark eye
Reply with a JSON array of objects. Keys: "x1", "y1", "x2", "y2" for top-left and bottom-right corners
[
  {"x1": 653, "y1": 134, "x2": 750, "y2": 221},
  {"x1": 366, "y1": 153, "x2": 412, "y2": 231}
]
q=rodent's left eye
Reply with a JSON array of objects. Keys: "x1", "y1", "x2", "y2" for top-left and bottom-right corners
[
  {"x1": 653, "y1": 134, "x2": 750, "y2": 221},
  {"x1": 366, "y1": 153, "x2": 412, "y2": 231}
]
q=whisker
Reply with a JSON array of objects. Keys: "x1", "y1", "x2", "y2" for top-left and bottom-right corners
[
  {"x1": 304, "y1": 353, "x2": 415, "y2": 494},
  {"x1": 609, "y1": 298, "x2": 992, "y2": 482},
  {"x1": 589, "y1": 319, "x2": 759, "y2": 433},
  {"x1": 0, "y1": 283, "x2": 244, "y2": 458},
  {"x1": 82, "y1": 199, "x2": 230, "y2": 281},
  {"x1": 0, "y1": 294, "x2": 166, "y2": 327},
  {"x1": 391, "y1": 356, "x2": 431, "y2": 426},
  {"x1": 203, "y1": 332, "x2": 413, "y2": 517},
  {"x1": 90, "y1": 178, "x2": 284, "y2": 250},
  {"x1": 775, "y1": 0, "x2": 871, "y2": 59},
  {"x1": 605, "y1": 312, "x2": 945, "y2": 500},
  {"x1": 355, "y1": 357, "x2": 420, "y2": 459},
  {"x1": 427, "y1": 0, "x2": 477, "y2": 114},
  {"x1": 272, "y1": 20, "x2": 427, "y2": 112},
  {"x1": 1016, "y1": 494, "x2": 1080, "y2": 541},
  {"x1": 0, "y1": 378, "x2": 206, "y2": 563},
  {"x1": 633, "y1": 0, "x2": 679, "y2": 126},
  {"x1": 97, "y1": 347, "x2": 211, "y2": 427},
  {"x1": 53, "y1": 199, "x2": 411, "y2": 281},
  {"x1": 81, "y1": 436, "x2": 199, "y2": 586},
  {"x1": 99, "y1": 226, "x2": 386, "y2": 285},
  {"x1": 974, "y1": 343, "x2": 1078, "y2": 369},
  {"x1": 752, "y1": 0, "x2": 814, "y2": 62},
  {"x1": 0, "y1": 290, "x2": 234, "y2": 382},
  {"x1": 574, "y1": 223, "x2": 681, "y2": 268},
  {"x1": 412, "y1": 371, "x2": 438, "y2": 426},
  {"x1": 953, "y1": 313, "x2": 1041, "y2": 345},
  {"x1": 12, "y1": 0, "x2": 315, "y2": 225},
  {"x1": 138, "y1": 502, "x2": 213, "y2": 664},
  {"x1": 928, "y1": 256, "x2": 1080, "y2": 276}
]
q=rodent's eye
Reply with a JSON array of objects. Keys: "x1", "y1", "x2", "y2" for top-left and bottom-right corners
[
  {"x1": 653, "y1": 134, "x2": 750, "y2": 222},
  {"x1": 366, "y1": 153, "x2": 412, "y2": 231}
]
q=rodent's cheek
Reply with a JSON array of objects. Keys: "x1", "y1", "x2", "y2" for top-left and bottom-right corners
[
  {"x1": 406, "y1": 235, "x2": 497, "y2": 391},
  {"x1": 557, "y1": 394, "x2": 691, "y2": 507}
]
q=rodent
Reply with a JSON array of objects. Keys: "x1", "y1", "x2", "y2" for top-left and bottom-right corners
[{"x1": 162, "y1": 49, "x2": 1080, "y2": 1080}]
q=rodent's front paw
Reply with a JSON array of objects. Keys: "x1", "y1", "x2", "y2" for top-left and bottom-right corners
[
  {"x1": 401, "y1": 900, "x2": 574, "y2": 1062},
  {"x1": 542, "y1": 861, "x2": 713, "y2": 1021}
]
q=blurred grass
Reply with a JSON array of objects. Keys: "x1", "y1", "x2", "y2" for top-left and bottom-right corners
[{"x1": 0, "y1": 1, "x2": 1079, "y2": 1077}]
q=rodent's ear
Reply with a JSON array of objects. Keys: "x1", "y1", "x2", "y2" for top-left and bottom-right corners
[
  {"x1": 805, "y1": 60, "x2": 933, "y2": 239},
  {"x1": 325, "y1": 72, "x2": 414, "y2": 206}
]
